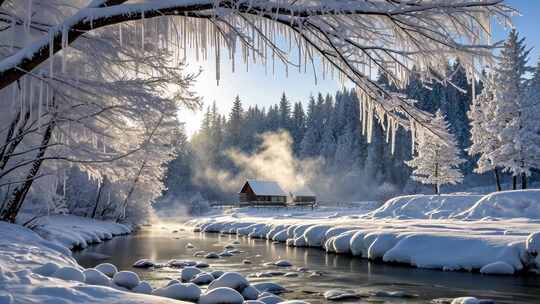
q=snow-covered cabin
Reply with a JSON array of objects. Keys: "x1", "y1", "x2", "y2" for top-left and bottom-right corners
[
  {"x1": 290, "y1": 186, "x2": 317, "y2": 205},
  {"x1": 238, "y1": 180, "x2": 288, "y2": 206}
]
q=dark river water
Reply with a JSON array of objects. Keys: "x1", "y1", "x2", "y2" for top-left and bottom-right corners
[{"x1": 73, "y1": 224, "x2": 540, "y2": 304}]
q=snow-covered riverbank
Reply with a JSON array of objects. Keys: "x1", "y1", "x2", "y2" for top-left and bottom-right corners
[
  {"x1": 0, "y1": 216, "x2": 185, "y2": 304},
  {"x1": 189, "y1": 190, "x2": 540, "y2": 276}
]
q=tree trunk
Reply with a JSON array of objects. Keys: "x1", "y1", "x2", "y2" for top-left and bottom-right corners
[
  {"x1": 494, "y1": 168, "x2": 502, "y2": 192},
  {"x1": 512, "y1": 175, "x2": 517, "y2": 190},
  {"x1": 521, "y1": 173, "x2": 527, "y2": 189},
  {"x1": 117, "y1": 159, "x2": 147, "y2": 222},
  {"x1": 90, "y1": 176, "x2": 107, "y2": 218},
  {"x1": 434, "y1": 184, "x2": 439, "y2": 195},
  {"x1": 0, "y1": 119, "x2": 55, "y2": 223}
]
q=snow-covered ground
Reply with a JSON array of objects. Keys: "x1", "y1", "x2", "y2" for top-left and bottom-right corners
[
  {"x1": 189, "y1": 190, "x2": 540, "y2": 276},
  {"x1": 0, "y1": 216, "x2": 184, "y2": 304}
]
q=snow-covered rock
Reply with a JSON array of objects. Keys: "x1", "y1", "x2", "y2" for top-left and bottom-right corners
[
  {"x1": 257, "y1": 294, "x2": 283, "y2": 304},
  {"x1": 153, "y1": 283, "x2": 201, "y2": 301},
  {"x1": 132, "y1": 259, "x2": 154, "y2": 268},
  {"x1": 199, "y1": 287, "x2": 244, "y2": 304},
  {"x1": 304, "y1": 225, "x2": 332, "y2": 247},
  {"x1": 132, "y1": 281, "x2": 153, "y2": 294},
  {"x1": 180, "y1": 267, "x2": 202, "y2": 282},
  {"x1": 208, "y1": 272, "x2": 250, "y2": 291},
  {"x1": 191, "y1": 272, "x2": 215, "y2": 285},
  {"x1": 95, "y1": 263, "x2": 118, "y2": 278},
  {"x1": 451, "y1": 297, "x2": 483, "y2": 304},
  {"x1": 241, "y1": 285, "x2": 261, "y2": 300},
  {"x1": 113, "y1": 271, "x2": 140, "y2": 289},
  {"x1": 83, "y1": 268, "x2": 111, "y2": 286},
  {"x1": 51, "y1": 266, "x2": 86, "y2": 282},
  {"x1": 251, "y1": 282, "x2": 286, "y2": 294},
  {"x1": 323, "y1": 290, "x2": 361, "y2": 300}
]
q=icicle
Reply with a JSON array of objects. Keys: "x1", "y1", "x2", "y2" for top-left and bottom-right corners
[
  {"x1": 49, "y1": 31, "x2": 54, "y2": 80},
  {"x1": 38, "y1": 78, "x2": 43, "y2": 131},
  {"x1": 29, "y1": 78, "x2": 34, "y2": 121},
  {"x1": 119, "y1": 24, "x2": 123, "y2": 46},
  {"x1": 26, "y1": 0, "x2": 33, "y2": 33},
  {"x1": 141, "y1": 10, "x2": 145, "y2": 51},
  {"x1": 215, "y1": 27, "x2": 221, "y2": 86},
  {"x1": 63, "y1": 170, "x2": 67, "y2": 198},
  {"x1": 61, "y1": 26, "x2": 68, "y2": 74}
]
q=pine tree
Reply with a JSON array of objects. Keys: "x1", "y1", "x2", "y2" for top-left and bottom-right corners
[
  {"x1": 488, "y1": 30, "x2": 532, "y2": 189},
  {"x1": 467, "y1": 73, "x2": 502, "y2": 191},
  {"x1": 278, "y1": 92, "x2": 292, "y2": 131},
  {"x1": 406, "y1": 110, "x2": 465, "y2": 194},
  {"x1": 227, "y1": 95, "x2": 244, "y2": 147},
  {"x1": 291, "y1": 102, "x2": 306, "y2": 154}
]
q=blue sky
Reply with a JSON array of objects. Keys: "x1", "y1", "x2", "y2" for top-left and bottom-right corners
[{"x1": 179, "y1": 0, "x2": 540, "y2": 136}]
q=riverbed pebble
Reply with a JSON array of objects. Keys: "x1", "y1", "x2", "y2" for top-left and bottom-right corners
[
  {"x1": 241, "y1": 285, "x2": 261, "y2": 300},
  {"x1": 210, "y1": 270, "x2": 224, "y2": 279},
  {"x1": 95, "y1": 263, "x2": 117, "y2": 277},
  {"x1": 199, "y1": 287, "x2": 244, "y2": 304},
  {"x1": 196, "y1": 261, "x2": 210, "y2": 268},
  {"x1": 153, "y1": 282, "x2": 201, "y2": 301},
  {"x1": 219, "y1": 251, "x2": 234, "y2": 257},
  {"x1": 283, "y1": 272, "x2": 299, "y2": 277},
  {"x1": 113, "y1": 271, "x2": 140, "y2": 289},
  {"x1": 186, "y1": 243, "x2": 196, "y2": 249},
  {"x1": 243, "y1": 259, "x2": 252, "y2": 264},
  {"x1": 167, "y1": 279, "x2": 180, "y2": 286}
]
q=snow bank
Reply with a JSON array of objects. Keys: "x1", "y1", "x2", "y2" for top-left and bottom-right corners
[
  {"x1": 190, "y1": 191, "x2": 540, "y2": 276},
  {"x1": 457, "y1": 190, "x2": 540, "y2": 220},
  {"x1": 367, "y1": 194, "x2": 482, "y2": 219},
  {"x1": 31, "y1": 215, "x2": 131, "y2": 249}
]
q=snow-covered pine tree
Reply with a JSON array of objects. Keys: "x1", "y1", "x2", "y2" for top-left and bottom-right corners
[
  {"x1": 406, "y1": 110, "x2": 465, "y2": 194},
  {"x1": 488, "y1": 30, "x2": 533, "y2": 189},
  {"x1": 467, "y1": 73, "x2": 502, "y2": 191}
]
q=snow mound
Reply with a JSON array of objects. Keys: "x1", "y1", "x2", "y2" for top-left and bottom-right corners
[
  {"x1": 32, "y1": 262, "x2": 61, "y2": 277},
  {"x1": 113, "y1": 271, "x2": 140, "y2": 289},
  {"x1": 83, "y1": 268, "x2": 111, "y2": 286},
  {"x1": 451, "y1": 297, "x2": 483, "y2": 304},
  {"x1": 51, "y1": 266, "x2": 86, "y2": 282},
  {"x1": 199, "y1": 287, "x2": 244, "y2": 304},
  {"x1": 95, "y1": 263, "x2": 117, "y2": 278},
  {"x1": 208, "y1": 272, "x2": 249, "y2": 291},
  {"x1": 132, "y1": 281, "x2": 153, "y2": 294},
  {"x1": 153, "y1": 282, "x2": 201, "y2": 301},
  {"x1": 304, "y1": 225, "x2": 332, "y2": 247},
  {"x1": 367, "y1": 194, "x2": 482, "y2": 219},
  {"x1": 457, "y1": 190, "x2": 540, "y2": 220},
  {"x1": 479, "y1": 261, "x2": 515, "y2": 275}
]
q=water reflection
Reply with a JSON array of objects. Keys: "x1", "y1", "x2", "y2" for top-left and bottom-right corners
[{"x1": 73, "y1": 226, "x2": 540, "y2": 304}]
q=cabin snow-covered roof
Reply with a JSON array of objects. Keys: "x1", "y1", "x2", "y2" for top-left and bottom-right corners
[
  {"x1": 240, "y1": 180, "x2": 287, "y2": 196},
  {"x1": 290, "y1": 186, "x2": 316, "y2": 197}
]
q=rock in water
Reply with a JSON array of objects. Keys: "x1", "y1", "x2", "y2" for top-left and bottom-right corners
[
  {"x1": 180, "y1": 267, "x2": 202, "y2": 282},
  {"x1": 207, "y1": 272, "x2": 250, "y2": 292},
  {"x1": 323, "y1": 290, "x2": 361, "y2": 301},
  {"x1": 241, "y1": 285, "x2": 261, "y2": 300},
  {"x1": 132, "y1": 259, "x2": 154, "y2": 268},
  {"x1": 479, "y1": 261, "x2": 514, "y2": 275},
  {"x1": 258, "y1": 294, "x2": 284, "y2": 304},
  {"x1": 199, "y1": 287, "x2": 244, "y2": 304},
  {"x1": 251, "y1": 282, "x2": 287, "y2": 294},
  {"x1": 191, "y1": 272, "x2": 215, "y2": 285},
  {"x1": 153, "y1": 283, "x2": 201, "y2": 301},
  {"x1": 95, "y1": 263, "x2": 117, "y2": 278},
  {"x1": 205, "y1": 252, "x2": 220, "y2": 259},
  {"x1": 273, "y1": 260, "x2": 292, "y2": 267},
  {"x1": 113, "y1": 271, "x2": 140, "y2": 289}
]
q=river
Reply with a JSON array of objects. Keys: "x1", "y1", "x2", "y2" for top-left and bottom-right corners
[{"x1": 73, "y1": 224, "x2": 540, "y2": 303}]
